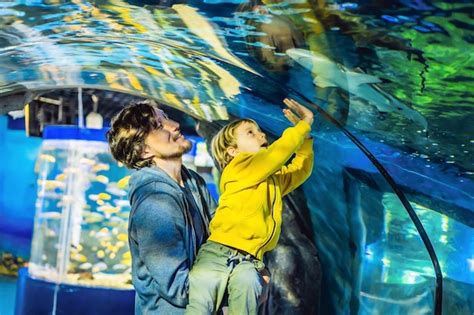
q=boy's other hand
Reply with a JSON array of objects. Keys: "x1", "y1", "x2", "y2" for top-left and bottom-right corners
[{"x1": 283, "y1": 98, "x2": 314, "y2": 127}]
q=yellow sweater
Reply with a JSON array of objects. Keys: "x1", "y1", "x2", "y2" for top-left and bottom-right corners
[{"x1": 208, "y1": 121, "x2": 314, "y2": 260}]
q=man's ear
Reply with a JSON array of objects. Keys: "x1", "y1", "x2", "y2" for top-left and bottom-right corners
[
  {"x1": 226, "y1": 146, "x2": 238, "y2": 157},
  {"x1": 142, "y1": 147, "x2": 154, "y2": 160}
]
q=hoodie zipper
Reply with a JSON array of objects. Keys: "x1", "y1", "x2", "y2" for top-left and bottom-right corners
[{"x1": 256, "y1": 176, "x2": 277, "y2": 256}]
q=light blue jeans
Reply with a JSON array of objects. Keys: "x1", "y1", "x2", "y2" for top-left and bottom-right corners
[{"x1": 185, "y1": 241, "x2": 265, "y2": 315}]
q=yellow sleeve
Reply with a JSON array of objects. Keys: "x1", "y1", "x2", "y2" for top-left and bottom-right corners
[
  {"x1": 275, "y1": 138, "x2": 314, "y2": 196},
  {"x1": 227, "y1": 121, "x2": 311, "y2": 187}
]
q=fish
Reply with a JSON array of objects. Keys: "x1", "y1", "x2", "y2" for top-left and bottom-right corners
[
  {"x1": 97, "y1": 204, "x2": 120, "y2": 214},
  {"x1": 117, "y1": 176, "x2": 130, "y2": 189},
  {"x1": 71, "y1": 253, "x2": 88, "y2": 263},
  {"x1": 172, "y1": 4, "x2": 259, "y2": 76},
  {"x1": 39, "y1": 211, "x2": 62, "y2": 219},
  {"x1": 92, "y1": 163, "x2": 110, "y2": 172},
  {"x1": 108, "y1": 216, "x2": 126, "y2": 228},
  {"x1": 79, "y1": 262, "x2": 92, "y2": 270},
  {"x1": 97, "y1": 192, "x2": 112, "y2": 200},
  {"x1": 112, "y1": 264, "x2": 128, "y2": 271},
  {"x1": 55, "y1": 174, "x2": 66, "y2": 181},
  {"x1": 83, "y1": 211, "x2": 104, "y2": 224},
  {"x1": 286, "y1": 48, "x2": 428, "y2": 129},
  {"x1": 38, "y1": 180, "x2": 65, "y2": 190},
  {"x1": 114, "y1": 199, "x2": 130, "y2": 207},
  {"x1": 94, "y1": 175, "x2": 110, "y2": 184},
  {"x1": 92, "y1": 262, "x2": 107, "y2": 273},
  {"x1": 106, "y1": 185, "x2": 127, "y2": 197},
  {"x1": 39, "y1": 154, "x2": 56, "y2": 163},
  {"x1": 117, "y1": 233, "x2": 128, "y2": 242}
]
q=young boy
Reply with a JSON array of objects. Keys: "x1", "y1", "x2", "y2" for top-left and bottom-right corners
[{"x1": 185, "y1": 98, "x2": 314, "y2": 315}]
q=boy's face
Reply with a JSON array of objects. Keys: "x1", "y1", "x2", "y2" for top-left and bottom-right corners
[
  {"x1": 231, "y1": 121, "x2": 268, "y2": 156},
  {"x1": 143, "y1": 109, "x2": 192, "y2": 160}
]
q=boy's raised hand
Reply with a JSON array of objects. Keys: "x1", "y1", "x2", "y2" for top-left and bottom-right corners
[{"x1": 283, "y1": 98, "x2": 314, "y2": 127}]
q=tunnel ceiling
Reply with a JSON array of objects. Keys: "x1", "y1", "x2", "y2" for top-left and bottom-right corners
[{"x1": 0, "y1": 0, "x2": 472, "y2": 177}]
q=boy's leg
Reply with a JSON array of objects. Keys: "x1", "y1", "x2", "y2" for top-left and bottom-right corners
[
  {"x1": 186, "y1": 242, "x2": 232, "y2": 315},
  {"x1": 227, "y1": 260, "x2": 265, "y2": 315}
]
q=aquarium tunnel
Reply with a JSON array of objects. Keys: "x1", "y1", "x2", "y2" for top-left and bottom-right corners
[{"x1": 0, "y1": 0, "x2": 472, "y2": 314}]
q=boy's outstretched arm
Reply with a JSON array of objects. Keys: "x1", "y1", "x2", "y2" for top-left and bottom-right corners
[
  {"x1": 275, "y1": 138, "x2": 314, "y2": 196},
  {"x1": 227, "y1": 99, "x2": 314, "y2": 187},
  {"x1": 276, "y1": 98, "x2": 315, "y2": 195}
]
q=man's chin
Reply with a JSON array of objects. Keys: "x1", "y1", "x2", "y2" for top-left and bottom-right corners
[{"x1": 182, "y1": 139, "x2": 193, "y2": 154}]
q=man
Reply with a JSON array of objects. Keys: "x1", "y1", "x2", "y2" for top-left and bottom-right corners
[{"x1": 107, "y1": 100, "x2": 216, "y2": 314}]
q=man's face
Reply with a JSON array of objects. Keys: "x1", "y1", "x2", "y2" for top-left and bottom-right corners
[{"x1": 143, "y1": 109, "x2": 192, "y2": 160}]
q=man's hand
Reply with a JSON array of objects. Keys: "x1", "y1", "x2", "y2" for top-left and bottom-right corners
[
  {"x1": 258, "y1": 268, "x2": 271, "y2": 305},
  {"x1": 283, "y1": 98, "x2": 314, "y2": 128}
]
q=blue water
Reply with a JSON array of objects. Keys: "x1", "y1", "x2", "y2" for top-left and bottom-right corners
[{"x1": 0, "y1": 276, "x2": 17, "y2": 315}]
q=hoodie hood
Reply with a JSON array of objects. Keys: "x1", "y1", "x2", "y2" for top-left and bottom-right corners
[{"x1": 128, "y1": 166, "x2": 181, "y2": 209}]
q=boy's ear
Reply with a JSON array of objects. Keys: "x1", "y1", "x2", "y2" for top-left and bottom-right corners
[{"x1": 226, "y1": 146, "x2": 238, "y2": 157}]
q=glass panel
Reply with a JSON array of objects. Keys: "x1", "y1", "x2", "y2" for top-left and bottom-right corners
[
  {"x1": 411, "y1": 202, "x2": 473, "y2": 314},
  {"x1": 30, "y1": 139, "x2": 132, "y2": 288}
]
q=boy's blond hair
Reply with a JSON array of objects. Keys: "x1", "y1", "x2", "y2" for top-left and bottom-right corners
[{"x1": 211, "y1": 118, "x2": 257, "y2": 171}]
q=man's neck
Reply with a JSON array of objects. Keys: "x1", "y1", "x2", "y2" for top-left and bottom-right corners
[{"x1": 154, "y1": 158, "x2": 184, "y2": 186}]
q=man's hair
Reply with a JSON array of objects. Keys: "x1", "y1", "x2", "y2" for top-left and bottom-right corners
[
  {"x1": 107, "y1": 100, "x2": 161, "y2": 170},
  {"x1": 211, "y1": 118, "x2": 257, "y2": 171}
]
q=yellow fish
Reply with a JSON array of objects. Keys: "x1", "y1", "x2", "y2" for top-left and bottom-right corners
[
  {"x1": 92, "y1": 163, "x2": 110, "y2": 172},
  {"x1": 98, "y1": 205, "x2": 120, "y2": 214},
  {"x1": 117, "y1": 233, "x2": 128, "y2": 242},
  {"x1": 117, "y1": 176, "x2": 130, "y2": 189},
  {"x1": 71, "y1": 253, "x2": 88, "y2": 263},
  {"x1": 97, "y1": 193, "x2": 112, "y2": 200},
  {"x1": 95, "y1": 175, "x2": 110, "y2": 184},
  {"x1": 55, "y1": 174, "x2": 66, "y2": 181},
  {"x1": 39, "y1": 180, "x2": 65, "y2": 190},
  {"x1": 39, "y1": 154, "x2": 56, "y2": 163}
]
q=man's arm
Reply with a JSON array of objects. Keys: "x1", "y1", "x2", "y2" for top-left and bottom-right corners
[
  {"x1": 132, "y1": 188, "x2": 190, "y2": 307},
  {"x1": 275, "y1": 138, "x2": 314, "y2": 196}
]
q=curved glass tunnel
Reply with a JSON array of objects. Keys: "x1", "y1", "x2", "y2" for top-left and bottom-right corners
[{"x1": 0, "y1": 0, "x2": 472, "y2": 314}]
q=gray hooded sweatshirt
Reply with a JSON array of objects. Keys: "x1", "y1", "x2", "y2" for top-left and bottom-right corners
[{"x1": 128, "y1": 166, "x2": 216, "y2": 314}]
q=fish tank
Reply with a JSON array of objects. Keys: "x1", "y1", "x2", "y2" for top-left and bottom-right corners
[{"x1": 28, "y1": 126, "x2": 132, "y2": 289}]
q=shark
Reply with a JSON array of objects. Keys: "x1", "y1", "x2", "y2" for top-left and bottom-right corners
[{"x1": 286, "y1": 48, "x2": 428, "y2": 129}]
